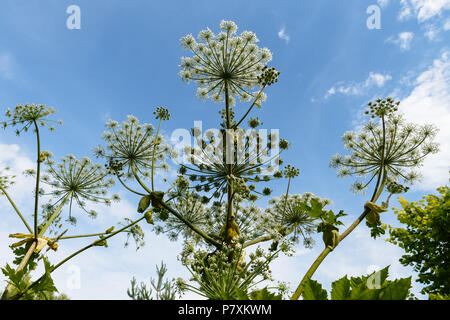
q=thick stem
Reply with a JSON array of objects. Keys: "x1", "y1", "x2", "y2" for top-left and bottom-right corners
[
  {"x1": 224, "y1": 80, "x2": 235, "y2": 243},
  {"x1": 151, "y1": 119, "x2": 162, "y2": 192},
  {"x1": 9, "y1": 217, "x2": 145, "y2": 300},
  {"x1": 32, "y1": 120, "x2": 41, "y2": 239},
  {"x1": 1, "y1": 241, "x2": 37, "y2": 300},
  {"x1": 291, "y1": 116, "x2": 389, "y2": 300}
]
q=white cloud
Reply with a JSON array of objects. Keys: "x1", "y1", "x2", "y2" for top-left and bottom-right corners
[
  {"x1": 278, "y1": 27, "x2": 290, "y2": 44},
  {"x1": 0, "y1": 53, "x2": 14, "y2": 79},
  {"x1": 398, "y1": 51, "x2": 450, "y2": 190},
  {"x1": 444, "y1": 18, "x2": 450, "y2": 30},
  {"x1": 399, "y1": 0, "x2": 450, "y2": 22},
  {"x1": 325, "y1": 72, "x2": 392, "y2": 98},
  {"x1": 386, "y1": 32, "x2": 414, "y2": 50},
  {"x1": 365, "y1": 72, "x2": 393, "y2": 87},
  {"x1": 424, "y1": 24, "x2": 439, "y2": 40}
]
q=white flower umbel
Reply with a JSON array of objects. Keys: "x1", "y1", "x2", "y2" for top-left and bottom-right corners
[
  {"x1": 179, "y1": 20, "x2": 273, "y2": 105},
  {"x1": 41, "y1": 155, "x2": 119, "y2": 219},
  {"x1": 95, "y1": 115, "x2": 172, "y2": 180},
  {"x1": 330, "y1": 98, "x2": 439, "y2": 194}
]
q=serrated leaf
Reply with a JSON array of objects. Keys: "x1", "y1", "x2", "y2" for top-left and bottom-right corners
[
  {"x1": 250, "y1": 287, "x2": 282, "y2": 300},
  {"x1": 380, "y1": 277, "x2": 411, "y2": 300},
  {"x1": 308, "y1": 199, "x2": 325, "y2": 218},
  {"x1": 33, "y1": 258, "x2": 58, "y2": 296},
  {"x1": 302, "y1": 279, "x2": 328, "y2": 300},
  {"x1": 349, "y1": 283, "x2": 380, "y2": 300},
  {"x1": 331, "y1": 275, "x2": 351, "y2": 300}
]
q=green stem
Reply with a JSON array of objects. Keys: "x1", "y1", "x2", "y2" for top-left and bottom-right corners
[
  {"x1": 282, "y1": 176, "x2": 292, "y2": 221},
  {"x1": 291, "y1": 116, "x2": 389, "y2": 300},
  {"x1": 9, "y1": 217, "x2": 145, "y2": 300},
  {"x1": 130, "y1": 162, "x2": 152, "y2": 194},
  {"x1": 159, "y1": 201, "x2": 221, "y2": 248},
  {"x1": 56, "y1": 232, "x2": 107, "y2": 240},
  {"x1": 233, "y1": 86, "x2": 265, "y2": 129},
  {"x1": 32, "y1": 120, "x2": 41, "y2": 239},
  {"x1": 1, "y1": 241, "x2": 37, "y2": 300},
  {"x1": 38, "y1": 191, "x2": 73, "y2": 237},
  {"x1": 116, "y1": 174, "x2": 146, "y2": 196},
  {"x1": 151, "y1": 118, "x2": 163, "y2": 192},
  {"x1": 0, "y1": 185, "x2": 33, "y2": 234},
  {"x1": 224, "y1": 80, "x2": 235, "y2": 243}
]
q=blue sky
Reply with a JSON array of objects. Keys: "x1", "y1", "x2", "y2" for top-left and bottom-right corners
[{"x1": 0, "y1": 0, "x2": 449, "y2": 299}]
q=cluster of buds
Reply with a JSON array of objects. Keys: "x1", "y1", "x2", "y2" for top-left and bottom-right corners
[
  {"x1": 105, "y1": 159, "x2": 125, "y2": 175},
  {"x1": 257, "y1": 66, "x2": 280, "y2": 87},
  {"x1": 387, "y1": 181, "x2": 410, "y2": 194},
  {"x1": 154, "y1": 106, "x2": 171, "y2": 121},
  {"x1": 365, "y1": 97, "x2": 400, "y2": 118},
  {"x1": 284, "y1": 165, "x2": 300, "y2": 179},
  {"x1": 247, "y1": 117, "x2": 262, "y2": 128}
]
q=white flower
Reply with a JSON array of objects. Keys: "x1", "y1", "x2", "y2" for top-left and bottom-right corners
[{"x1": 179, "y1": 20, "x2": 273, "y2": 105}]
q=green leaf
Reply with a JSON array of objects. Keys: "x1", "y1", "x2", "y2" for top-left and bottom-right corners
[
  {"x1": 302, "y1": 279, "x2": 328, "y2": 300},
  {"x1": 250, "y1": 287, "x2": 282, "y2": 300},
  {"x1": 308, "y1": 199, "x2": 325, "y2": 218},
  {"x1": 380, "y1": 277, "x2": 411, "y2": 300},
  {"x1": 33, "y1": 258, "x2": 58, "y2": 297},
  {"x1": 331, "y1": 275, "x2": 351, "y2": 300}
]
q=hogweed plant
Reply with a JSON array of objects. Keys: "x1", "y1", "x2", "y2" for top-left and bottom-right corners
[
  {"x1": 168, "y1": 20, "x2": 335, "y2": 298},
  {"x1": 0, "y1": 105, "x2": 152, "y2": 300},
  {"x1": 290, "y1": 98, "x2": 439, "y2": 300},
  {"x1": 0, "y1": 22, "x2": 443, "y2": 301}
]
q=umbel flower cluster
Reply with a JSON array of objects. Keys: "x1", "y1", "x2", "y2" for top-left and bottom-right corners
[
  {"x1": 94, "y1": 115, "x2": 173, "y2": 180},
  {"x1": 266, "y1": 193, "x2": 332, "y2": 247},
  {"x1": 39, "y1": 154, "x2": 120, "y2": 219},
  {"x1": 178, "y1": 126, "x2": 288, "y2": 201},
  {"x1": 179, "y1": 20, "x2": 274, "y2": 106},
  {"x1": 1, "y1": 104, "x2": 62, "y2": 135},
  {"x1": 330, "y1": 98, "x2": 439, "y2": 194},
  {"x1": 179, "y1": 241, "x2": 286, "y2": 300}
]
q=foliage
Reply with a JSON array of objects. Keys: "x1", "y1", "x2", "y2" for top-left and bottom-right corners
[
  {"x1": 1, "y1": 258, "x2": 60, "y2": 300},
  {"x1": 387, "y1": 185, "x2": 450, "y2": 295},
  {"x1": 302, "y1": 266, "x2": 412, "y2": 300}
]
